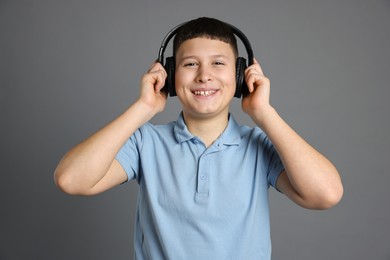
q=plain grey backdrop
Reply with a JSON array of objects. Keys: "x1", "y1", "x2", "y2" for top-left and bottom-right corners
[{"x1": 1, "y1": 0, "x2": 389, "y2": 259}]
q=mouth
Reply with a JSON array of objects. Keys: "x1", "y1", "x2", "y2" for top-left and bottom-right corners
[{"x1": 192, "y1": 90, "x2": 217, "y2": 97}]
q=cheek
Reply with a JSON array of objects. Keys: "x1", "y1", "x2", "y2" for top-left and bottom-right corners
[
  {"x1": 174, "y1": 71, "x2": 191, "y2": 98},
  {"x1": 175, "y1": 71, "x2": 190, "y2": 90},
  {"x1": 222, "y1": 69, "x2": 237, "y2": 88},
  {"x1": 224, "y1": 72, "x2": 237, "y2": 97}
]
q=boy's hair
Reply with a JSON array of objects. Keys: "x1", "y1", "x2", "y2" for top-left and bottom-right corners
[{"x1": 173, "y1": 17, "x2": 238, "y2": 58}]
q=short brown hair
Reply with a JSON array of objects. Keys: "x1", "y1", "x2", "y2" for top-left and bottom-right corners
[{"x1": 173, "y1": 17, "x2": 238, "y2": 58}]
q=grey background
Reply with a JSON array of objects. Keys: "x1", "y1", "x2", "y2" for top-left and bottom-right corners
[{"x1": 1, "y1": 0, "x2": 389, "y2": 259}]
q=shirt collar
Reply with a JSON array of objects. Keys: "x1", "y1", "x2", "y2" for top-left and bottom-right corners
[{"x1": 174, "y1": 112, "x2": 241, "y2": 146}]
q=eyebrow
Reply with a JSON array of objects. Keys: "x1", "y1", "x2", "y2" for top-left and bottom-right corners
[{"x1": 178, "y1": 54, "x2": 231, "y2": 61}]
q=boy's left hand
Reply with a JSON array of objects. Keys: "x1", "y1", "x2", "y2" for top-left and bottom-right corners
[{"x1": 241, "y1": 58, "x2": 273, "y2": 123}]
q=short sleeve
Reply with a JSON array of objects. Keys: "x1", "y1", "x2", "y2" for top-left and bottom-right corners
[
  {"x1": 115, "y1": 128, "x2": 143, "y2": 182},
  {"x1": 259, "y1": 132, "x2": 285, "y2": 189}
]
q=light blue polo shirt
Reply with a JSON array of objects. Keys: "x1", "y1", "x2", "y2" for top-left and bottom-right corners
[{"x1": 116, "y1": 113, "x2": 284, "y2": 260}]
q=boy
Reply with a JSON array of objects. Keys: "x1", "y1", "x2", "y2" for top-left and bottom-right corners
[{"x1": 54, "y1": 17, "x2": 343, "y2": 259}]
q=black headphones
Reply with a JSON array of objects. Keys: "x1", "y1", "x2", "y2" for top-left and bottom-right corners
[{"x1": 157, "y1": 21, "x2": 254, "y2": 98}]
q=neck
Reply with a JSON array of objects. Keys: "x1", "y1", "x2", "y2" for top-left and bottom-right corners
[{"x1": 183, "y1": 112, "x2": 229, "y2": 147}]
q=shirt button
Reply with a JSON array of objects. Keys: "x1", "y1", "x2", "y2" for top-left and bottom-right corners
[
  {"x1": 193, "y1": 139, "x2": 199, "y2": 144},
  {"x1": 200, "y1": 175, "x2": 207, "y2": 180}
]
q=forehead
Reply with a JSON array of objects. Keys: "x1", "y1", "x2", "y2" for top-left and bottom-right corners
[{"x1": 176, "y1": 37, "x2": 236, "y2": 59}]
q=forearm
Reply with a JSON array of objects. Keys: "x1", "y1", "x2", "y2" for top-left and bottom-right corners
[
  {"x1": 251, "y1": 106, "x2": 343, "y2": 209},
  {"x1": 54, "y1": 101, "x2": 155, "y2": 194}
]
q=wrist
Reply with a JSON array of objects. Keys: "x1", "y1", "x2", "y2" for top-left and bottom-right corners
[
  {"x1": 249, "y1": 105, "x2": 278, "y2": 129},
  {"x1": 123, "y1": 101, "x2": 158, "y2": 126}
]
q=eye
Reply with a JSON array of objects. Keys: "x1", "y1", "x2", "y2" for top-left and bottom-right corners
[
  {"x1": 214, "y1": 61, "x2": 225, "y2": 66},
  {"x1": 184, "y1": 62, "x2": 197, "y2": 67}
]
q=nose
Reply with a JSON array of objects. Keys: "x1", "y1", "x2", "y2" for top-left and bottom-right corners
[{"x1": 195, "y1": 65, "x2": 212, "y2": 83}]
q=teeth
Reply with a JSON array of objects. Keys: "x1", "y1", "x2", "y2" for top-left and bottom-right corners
[{"x1": 194, "y1": 90, "x2": 216, "y2": 96}]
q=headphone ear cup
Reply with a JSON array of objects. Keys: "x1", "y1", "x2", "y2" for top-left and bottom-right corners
[
  {"x1": 235, "y1": 57, "x2": 248, "y2": 98},
  {"x1": 164, "y1": 57, "x2": 176, "y2": 97}
]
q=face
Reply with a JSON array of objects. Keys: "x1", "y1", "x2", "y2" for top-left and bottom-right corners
[{"x1": 174, "y1": 37, "x2": 237, "y2": 121}]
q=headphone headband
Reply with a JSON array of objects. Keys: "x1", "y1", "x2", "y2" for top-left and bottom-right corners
[
  {"x1": 158, "y1": 22, "x2": 186, "y2": 64},
  {"x1": 158, "y1": 21, "x2": 254, "y2": 66}
]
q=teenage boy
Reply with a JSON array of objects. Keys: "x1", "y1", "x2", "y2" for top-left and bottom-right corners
[{"x1": 54, "y1": 17, "x2": 343, "y2": 259}]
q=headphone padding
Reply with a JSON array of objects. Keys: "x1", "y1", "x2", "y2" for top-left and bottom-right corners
[
  {"x1": 165, "y1": 57, "x2": 176, "y2": 96},
  {"x1": 235, "y1": 57, "x2": 247, "y2": 98}
]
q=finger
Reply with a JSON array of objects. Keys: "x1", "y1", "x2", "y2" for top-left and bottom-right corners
[
  {"x1": 251, "y1": 57, "x2": 264, "y2": 76},
  {"x1": 148, "y1": 61, "x2": 158, "y2": 72},
  {"x1": 153, "y1": 70, "x2": 167, "y2": 92},
  {"x1": 148, "y1": 61, "x2": 165, "y2": 73},
  {"x1": 142, "y1": 69, "x2": 166, "y2": 93},
  {"x1": 245, "y1": 74, "x2": 256, "y2": 93},
  {"x1": 246, "y1": 71, "x2": 269, "y2": 93},
  {"x1": 245, "y1": 72, "x2": 257, "y2": 93},
  {"x1": 148, "y1": 62, "x2": 167, "y2": 79}
]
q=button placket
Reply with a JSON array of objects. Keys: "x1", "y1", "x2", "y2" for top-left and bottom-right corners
[{"x1": 197, "y1": 154, "x2": 209, "y2": 196}]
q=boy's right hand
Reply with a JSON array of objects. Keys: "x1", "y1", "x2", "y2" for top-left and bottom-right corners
[
  {"x1": 54, "y1": 61, "x2": 168, "y2": 196},
  {"x1": 138, "y1": 61, "x2": 168, "y2": 115}
]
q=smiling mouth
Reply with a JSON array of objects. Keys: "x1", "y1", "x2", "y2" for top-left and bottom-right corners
[{"x1": 193, "y1": 90, "x2": 217, "y2": 97}]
